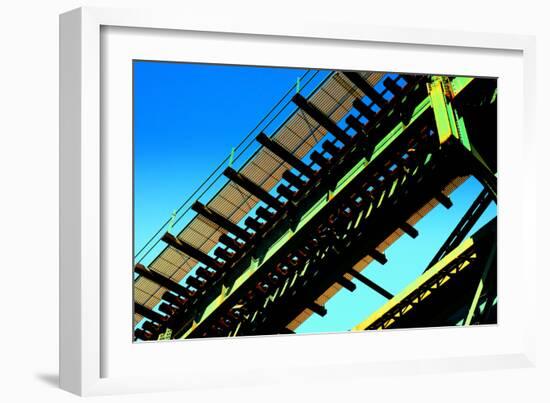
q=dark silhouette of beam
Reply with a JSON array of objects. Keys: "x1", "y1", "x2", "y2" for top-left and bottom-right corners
[
  {"x1": 135, "y1": 263, "x2": 191, "y2": 297},
  {"x1": 244, "y1": 216, "x2": 265, "y2": 232},
  {"x1": 282, "y1": 170, "x2": 307, "y2": 189},
  {"x1": 345, "y1": 114, "x2": 367, "y2": 135},
  {"x1": 162, "y1": 232, "x2": 222, "y2": 269},
  {"x1": 370, "y1": 249, "x2": 387, "y2": 265},
  {"x1": 400, "y1": 222, "x2": 419, "y2": 238},
  {"x1": 292, "y1": 93, "x2": 351, "y2": 145},
  {"x1": 343, "y1": 72, "x2": 388, "y2": 107},
  {"x1": 256, "y1": 206, "x2": 275, "y2": 221},
  {"x1": 382, "y1": 77, "x2": 403, "y2": 96},
  {"x1": 135, "y1": 302, "x2": 168, "y2": 324},
  {"x1": 276, "y1": 184, "x2": 297, "y2": 201},
  {"x1": 196, "y1": 266, "x2": 218, "y2": 280},
  {"x1": 256, "y1": 132, "x2": 316, "y2": 178},
  {"x1": 213, "y1": 247, "x2": 235, "y2": 262},
  {"x1": 308, "y1": 302, "x2": 327, "y2": 317},
  {"x1": 337, "y1": 276, "x2": 357, "y2": 292},
  {"x1": 162, "y1": 291, "x2": 188, "y2": 308},
  {"x1": 223, "y1": 167, "x2": 284, "y2": 210},
  {"x1": 435, "y1": 193, "x2": 453, "y2": 209},
  {"x1": 142, "y1": 321, "x2": 163, "y2": 334},
  {"x1": 186, "y1": 276, "x2": 206, "y2": 290},
  {"x1": 310, "y1": 150, "x2": 330, "y2": 169},
  {"x1": 321, "y1": 140, "x2": 342, "y2": 157},
  {"x1": 192, "y1": 201, "x2": 251, "y2": 241},
  {"x1": 352, "y1": 99, "x2": 377, "y2": 121},
  {"x1": 219, "y1": 233, "x2": 245, "y2": 252},
  {"x1": 347, "y1": 268, "x2": 394, "y2": 299},
  {"x1": 159, "y1": 302, "x2": 178, "y2": 316},
  {"x1": 134, "y1": 328, "x2": 154, "y2": 341}
]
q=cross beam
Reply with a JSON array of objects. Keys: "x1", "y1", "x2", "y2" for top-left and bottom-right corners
[
  {"x1": 162, "y1": 232, "x2": 222, "y2": 269},
  {"x1": 343, "y1": 72, "x2": 388, "y2": 107},
  {"x1": 292, "y1": 93, "x2": 351, "y2": 145},
  {"x1": 337, "y1": 276, "x2": 357, "y2": 292},
  {"x1": 347, "y1": 268, "x2": 394, "y2": 299},
  {"x1": 135, "y1": 263, "x2": 191, "y2": 297},
  {"x1": 223, "y1": 167, "x2": 284, "y2": 210},
  {"x1": 256, "y1": 132, "x2": 316, "y2": 178},
  {"x1": 308, "y1": 302, "x2": 327, "y2": 317},
  {"x1": 135, "y1": 302, "x2": 168, "y2": 324},
  {"x1": 192, "y1": 201, "x2": 251, "y2": 241}
]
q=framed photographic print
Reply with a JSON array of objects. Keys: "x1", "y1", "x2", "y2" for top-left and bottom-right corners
[
  {"x1": 60, "y1": 6, "x2": 537, "y2": 396},
  {"x1": 132, "y1": 63, "x2": 497, "y2": 341}
]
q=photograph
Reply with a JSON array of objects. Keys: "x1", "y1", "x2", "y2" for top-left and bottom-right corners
[{"x1": 132, "y1": 62, "x2": 498, "y2": 341}]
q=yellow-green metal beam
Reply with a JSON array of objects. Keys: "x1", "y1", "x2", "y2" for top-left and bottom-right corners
[{"x1": 352, "y1": 236, "x2": 477, "y2": 331}]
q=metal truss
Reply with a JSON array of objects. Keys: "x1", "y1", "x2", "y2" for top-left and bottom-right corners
[
  {"x1": 133, "y1": 73, "x2": 497, "y2": 341},
  {"x1": 353, "y1": 218, "x2": 496, "y2": 331}
]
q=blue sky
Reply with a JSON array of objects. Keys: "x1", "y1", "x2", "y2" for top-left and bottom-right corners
[{"x1": 133, "y1": 61, "x2": 496, "y2": 334}]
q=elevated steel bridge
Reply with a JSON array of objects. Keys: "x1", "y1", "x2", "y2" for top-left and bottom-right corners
[{"x1": 133, "y1": 70, "x2": 497, "y2": 341}]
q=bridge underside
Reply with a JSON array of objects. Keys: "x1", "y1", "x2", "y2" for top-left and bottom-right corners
[{"x1": 353, "y1": 218, "x2": 497, "y2": 331}]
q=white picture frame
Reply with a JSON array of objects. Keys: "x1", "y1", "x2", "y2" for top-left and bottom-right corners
[{"x1": 59, "y1": 6, "x2": 537, "y2": 396}]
